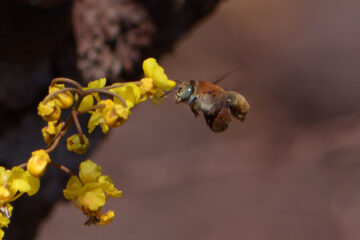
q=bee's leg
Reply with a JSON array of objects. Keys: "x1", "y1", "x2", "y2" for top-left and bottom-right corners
[
  {"x1": 189, "y1": 101, "x2": 200, "y2": 117},
  {"x1": 190, "y1": 106, "x2": 200, "y2": 117},
  {"x1": 207, "y1": 101, "x2": 223, "y2": 116}
]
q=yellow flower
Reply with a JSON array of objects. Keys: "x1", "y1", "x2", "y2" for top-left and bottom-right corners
[
  {"x1": 63, "y1": 160, "x2": 122, "y2": 226},
  {"x1": 0, "y1": 167, "x2": 40, "y2": 206},
  {"x1": 78, "y1": 78, "x2": 107, "y2": 112},
  {"x1": 87, "y1": 100, "x2": 113, "y2": 134},
  {"x1": 139, "y1": 78, "x2": 164, "y2": 105},
  {"x1": 139, "y1": 78, "x2": 154, "y2": 95},
  {"x1": 38, "y1": 100, "x2": 61, "y2": 122},
  {"x1": 103, "y1": 104, "x2": 130, "y2": 128},
  {"x1": 110, "y1": 83, "x2": 143, "y2": 108},
  {"x1": 66, "y1": 134, "x2": 89, "y2": 155},
  {"x1": 88, "y1": 111, "x2": 109, "y2": 134},
  {"x1": 27, "y1": 150, "x2": 51, "y2": 178},
  {"x1": 41, "y1": 121, "x2": 64, "y2": 144},
  {"x1": 49, "y1": 84, "x2": 74, "y2": 109},
  {"x1": 142, "y1": 58, "x2": 176, "y2": 91},
  {"x1": 0, "y1": 204, "x2": 13, "y2": 239},
  {"x1": 141, "y1": 58, "x2": 176, "y2": 104}
]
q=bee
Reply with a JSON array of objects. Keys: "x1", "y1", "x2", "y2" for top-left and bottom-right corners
[{"x1": 174, "y1": 73, "x2": 250, "y2": 132}]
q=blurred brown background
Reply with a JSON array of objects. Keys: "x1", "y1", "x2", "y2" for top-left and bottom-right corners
[{"x1": 37, "y1": 0, "x2": 360, "y2": 239}]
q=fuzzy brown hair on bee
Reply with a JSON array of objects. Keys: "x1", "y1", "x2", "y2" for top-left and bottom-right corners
[{"x1": 175, "y1": 80, "x2": 250, "y2": 132}]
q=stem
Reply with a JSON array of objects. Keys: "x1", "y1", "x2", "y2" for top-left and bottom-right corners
[
  {"x1": 17, "y1": 163, "x2": 27, "y2": 169},
  {"x1": 49, "y1": 162, "x2": 75, "y2": 176},
  {"x1": 84, "y1": 89, "x2": 128, "y2": 108},
  {"x1": 71, "y1": 111, "x2": 86, "y2": 144},
  {"x1": 51, "y1": 77, "x2": 83, "y2": 89},
  {"x1": 44, "y1": 88, "x2": 82, "y2": 104},
  {"x1": 46, "y1": 131, "x2": 65, "y2": 153}
]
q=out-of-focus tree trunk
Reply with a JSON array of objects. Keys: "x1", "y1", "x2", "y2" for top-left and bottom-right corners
[{"x1": 0, "y1": 0, "x2": 222, "y2": 239}]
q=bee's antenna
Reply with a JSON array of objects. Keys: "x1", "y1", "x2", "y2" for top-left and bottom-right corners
[{"x1": 213, "y1": 66, "x2": 242, "y2": 84}]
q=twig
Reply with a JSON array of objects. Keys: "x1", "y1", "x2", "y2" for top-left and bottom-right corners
[
  {"x1": 71, "y1": 111, "x2": 86, "y2": 144},
  {"x1": 49, "y1": 162, "x2": 75, "y2": 176},
  {"x1": 51, "y1": 77, "x2": 83, "y2": 89},
  {"x1": 84, "y1": 89, "x2": 127, "y2": 108},
  {"x1": 78, "y1": 104, "x2": 106, "y2": 114},
  {"x1": 44, "y1": 88, "x2": 82, "y2": 104},
  {"x1": 46, "y1": 131, "x2": 65, "y2": 153}
]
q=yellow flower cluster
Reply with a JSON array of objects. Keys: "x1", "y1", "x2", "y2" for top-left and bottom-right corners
[
  {"x1": 86, "y1": 58, "x2": 176, "y2": 134},
  {"x1": 0, "y1": 57, "x2": 177, "y2": 238},
  {"x1": 63, "y1": 160, "x2": 122, "y2": 226},
  {"x1": 0, "y1": 166, "x2": 40, "y2": 237}
]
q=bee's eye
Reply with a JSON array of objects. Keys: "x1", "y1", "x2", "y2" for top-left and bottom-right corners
[{"x1": 181, "y1": 84, "x2": 193, "y2": 100}]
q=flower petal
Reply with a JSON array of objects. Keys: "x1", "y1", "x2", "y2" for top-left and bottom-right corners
[
  {"x1": 142, "y1": 58, "x2": 158, "y2": 78},
  {"x1": 110, "y1": 83, "x2": 142, "y2": 108},
  {"x1": 99, "y1": 210, "x2": 115, "y2": 226},
  {"x1": 79, "y1": 160, "x2": 102, "y2": 184},
  {"x1": 63, "y1": 176, "x2": 83, "y2": 200},
  {"x1": 98, "y1": 176, "x2": 122, "y2": 198},
  {"x1": 87, "y1": 78, "x2": 106, "y2": 89},
  {"x1": 78, "y1": 183, "x2": 105, "y2": 211},
  {"x1": 78, "y1": 95, "x2": 94, "y2": 112}
]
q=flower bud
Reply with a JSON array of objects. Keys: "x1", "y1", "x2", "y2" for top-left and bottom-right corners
[
  {"x1": 38, "y1": 100, "x2": 61, "y2": 122},
  {"x1": 104, "y1": 104, "x2": 130, "y2": 128},
  {"x1": 49, "y1": 84, "x2": 74, "y2": 109},
  {"x1": 27, "y1": 150, "x2": 51, "y2": 178},
  {"x1": 41, "y1": 121, "x2": 64, "y2": 144},
  {"x1": 66, "y1": 134, "x2": 89, "y2": 155}
]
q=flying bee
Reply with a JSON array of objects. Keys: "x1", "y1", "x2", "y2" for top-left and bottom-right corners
[
  {"x1": 175, "y1": 81, "x2": 249, "y2": 132},
  {"x1": 174, "y1": 70, "x2": 250, "y2": 132}
]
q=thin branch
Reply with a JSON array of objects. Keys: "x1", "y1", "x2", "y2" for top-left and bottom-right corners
[
  {"x1": 45, "y1": 131, "x2": 65, "y2": 153},
  {"x1": 84, "y1": 89, "x2": 128, "y2": 108},
  {"x1": 71, "y1": 111, "x2": 86, "y2": 144},
  {"x1": 77, "y1": 104, "x2": 106, "y2": 114},
  {"x1": 44, "y1": 88, "x2": 82, "y2": 104},
  {"x1": 51, "y1": 77, "x2": 83, "y2": 89},
  {"x1": 17, "y1": 163, "x2": 27, "y2": 169},
  {"x1": 49, "y1": 162, "x2": 75, "y2": 176}
]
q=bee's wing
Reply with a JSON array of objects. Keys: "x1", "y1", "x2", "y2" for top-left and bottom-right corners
[{"x1": 204, "y1": 106, "x2": 232, "y2": 132}]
